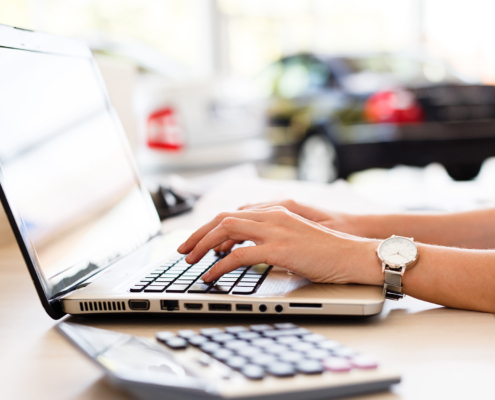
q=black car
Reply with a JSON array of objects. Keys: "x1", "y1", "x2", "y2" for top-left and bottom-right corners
[{"x1": 260, "y1": 53, "x2": 495, "y2": 181}]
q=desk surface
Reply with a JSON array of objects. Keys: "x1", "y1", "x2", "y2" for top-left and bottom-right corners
[{"x1": 1, "y1": 177, "x2": 494, "y2": 400}]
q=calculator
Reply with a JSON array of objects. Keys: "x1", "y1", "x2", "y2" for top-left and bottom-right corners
[{"x1": 58, "y1": 322, "x2": 400, "y2": 400}]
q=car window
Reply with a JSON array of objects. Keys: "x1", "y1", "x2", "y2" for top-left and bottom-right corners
[
  {"x1": 342, "y1": 55, "x2": 459, "y2": 84},
  {"x1": 277, "y1": 56, "x2": 330, "y2": 98}
]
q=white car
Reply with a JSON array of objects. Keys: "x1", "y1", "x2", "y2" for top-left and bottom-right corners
[
  {"x1": 92, "y1": 40, "x2": 271, "y2": 175},
  {"x1": 134, "y1": 73, "x2": 271, "y2": 173}
]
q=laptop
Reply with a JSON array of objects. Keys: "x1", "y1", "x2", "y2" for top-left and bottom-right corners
[{"x1": 0, "y1": 24, "x2": 385, "y2": 320}]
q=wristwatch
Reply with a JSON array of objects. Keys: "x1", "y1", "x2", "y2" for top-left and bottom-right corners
[{"x1": 376, "y1": 235, "x2": 418, "y2": 300}]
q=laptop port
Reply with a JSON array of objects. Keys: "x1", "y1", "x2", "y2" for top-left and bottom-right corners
[
  {"x1": 289, "y1": 303, "x2": 322, "y2": 308},
  {"x1": 208, "y1": 303, "x2": 232, "y2": 311},
  {"x1": 259, "y1": 304, "x2": 268, "y2": 312},
  {"x1": 128, "y1": 300, "x2": 150, "y2": 310},
  {"x1": 161, "y1": 300, "x2": 179, "y2": 311},
  {"x1": 236, "y1": 304, "x2": 253, "y2": 312},
  {"x1": 184, "y1": 303, "x2": 203, "y2": 310},
  {"x1": 275, "y1": 304, "x2": 284, "y2": 313}
]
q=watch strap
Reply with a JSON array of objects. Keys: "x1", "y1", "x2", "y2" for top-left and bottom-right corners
[{"x1": 383, "y1": 265, "x2": 405, "y2": 300}]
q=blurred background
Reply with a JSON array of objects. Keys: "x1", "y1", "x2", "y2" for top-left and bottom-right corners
[{"x1": 3, "y1": 0, "x2": 495, "y2": 212}]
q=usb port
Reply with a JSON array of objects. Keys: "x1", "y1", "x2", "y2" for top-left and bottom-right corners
[
  {"x1": 236, "y1": 304, "x2": 253, "y2": 312},
  {"x1": 161, "y1": 300, "x2": 179, "y2": 311},
  {"x1": 208, "y1": 303, "x2": 232, "y2": 311},
  {"x1": 184, "y1": 303, "x2": 203, "y2": 310}
]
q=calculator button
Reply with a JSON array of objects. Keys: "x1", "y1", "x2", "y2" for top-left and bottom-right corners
[
  {"x1": 333, "y1": 347, "x2": 358, "y2": 358},
  {"x1": 274, "y1": 323, "x2": 298, "y2": 330},
  {"x1": 241, "y1": 364, "x2": 265, "y2": 380},
  {"x1": 211, "y1": 333, "x2": 236, "y2": 343},
  {"x1": 251, "y1": 338, "x2": 275, "y2": 348},
  {"x1": 350, "y1": 356, "x2": 378, "y2": 369},
  {"x1": 305, "y1": 349, "x2": 332, "y2": 360},
  {"x1": 318, "y1": 340, "x2": 341, "y2": 351},
  {"x1": 226, "y1": 356, "x2": 248, "y2": 370},
  {"x1": 177, "y1": 329, "x2": 197, "y2": 339},
  {"x1": 296, "y1": 360, "x2": 324, "y2": 375},
  {"x1": 289, "y1": 342, "x2": 315, "y2": 352},
  {"x1": 302, "y1": 334, "x2": 327, "y2": 343},
  {"x1": 276, "y1": 336, "x2": 299, "y2": 345},
  {"x1": 212, "y1": 348, "x2": 234, "y2": 362},
  {"x1": 237, "y1": 331, "x2": 261, "y2": 340},
  {"x1": 266, "y1": 362, "x2": 296, "y2": 377},
  {"x1": 200, "y1": 328, "x2": 223, "y2": 337},
  {"x1": 200, "y1": 342, "x2": 222, "y2": 354},
  {"x1": 249, "y1": 354, "x2": 278, "y2": 366},
  {"x1": 323, "y1": 357, "x2": 352, "y2": 372},
  {"x1": 265, "y1": 344, "x2": 289, "y2": 355},
  {"x1": 224, "y1": 340, "x2": 250, "y2": 350},
  {"x1": 188, "y1": 335, "x2": 209, "y2": 347},
  {"x1": 236, "y1": 345, "x2": 263, "y2": 357},
  {"x1": 155, "y1": 331, "x2": 176, "y2": 342},
  {"x1": 225, "y1": 326, "x2": 248, "y2": 334},
  {"x1": 250, "y1": 324, "x2": 273, "y2": 332},
  {"x1": 164, "y1": 337, "x2": 188, "y2": 350},
  {"x1": 278, "y1": 351, "x2": 306, "y2": 364}
]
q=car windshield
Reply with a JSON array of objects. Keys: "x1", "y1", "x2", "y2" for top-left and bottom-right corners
[{"x1": 341, "y1": 55, "x2": 461, "y2": 85}]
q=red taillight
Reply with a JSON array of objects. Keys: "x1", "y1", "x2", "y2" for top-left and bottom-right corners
[
  {"x1": 147, "y1": 107, "x2": 185, "y2": 151},
  {"x1": 364, "y1": 90, "x2": 424, "y2": 124}
]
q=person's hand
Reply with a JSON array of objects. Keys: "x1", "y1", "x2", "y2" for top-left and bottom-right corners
[
  {"x1": 213, "y1": 199, "x2": 362, "y2": 253},
  {"x1": 177, "y1": 207, "x2": 382, "y2": 285}
]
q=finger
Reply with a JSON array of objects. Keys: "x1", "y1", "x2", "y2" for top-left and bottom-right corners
[
  {"x1": 186, "y1": 218, "x2": 262, "y2": 264},
  {"x1": 214, "y1": 239, "x2": 242, "y2": 253},
  {"x1": 178, "y1": 211, "x2": 266, "y2": 254},
  {"x1": 202, "y1": 245, "x2": 267, "y2": 282}
]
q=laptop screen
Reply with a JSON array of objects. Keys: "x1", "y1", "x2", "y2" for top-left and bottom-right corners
[{"x1": 0, "y1": 38, "x2": 161, "y2": 299}]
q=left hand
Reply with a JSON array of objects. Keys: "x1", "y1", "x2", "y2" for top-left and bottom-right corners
[{"x1": 177, "y1": 207, "x2": 382, "y2": 285}]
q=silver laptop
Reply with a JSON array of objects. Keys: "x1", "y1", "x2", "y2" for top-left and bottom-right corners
[{"x1": 0, "y1": 24, "x2": 385, "y2": 320}]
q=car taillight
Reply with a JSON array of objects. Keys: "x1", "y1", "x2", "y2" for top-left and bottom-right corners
[
  {"x1": 147, "y1": 107, "x2": 185, "y2": 151},
  {"x1": 364, "y1": 90, "x2": 424, "y2": 124}
]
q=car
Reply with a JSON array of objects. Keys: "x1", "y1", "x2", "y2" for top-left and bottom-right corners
[
  {"x1": 260, "y1": 52, "x2": 495, "y2": 181},
  {"x1": 92, "y1": 39, "x2": 271, "y2": 175}
]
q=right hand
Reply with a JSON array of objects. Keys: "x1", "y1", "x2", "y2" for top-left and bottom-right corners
[{"x1": 214, "y1": 199, "x2": 361, "y2": 253}]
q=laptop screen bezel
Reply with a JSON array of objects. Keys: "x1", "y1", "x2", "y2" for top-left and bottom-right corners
[{"x1": 0, "y1": 24, "x2": 162, "y2": 319}]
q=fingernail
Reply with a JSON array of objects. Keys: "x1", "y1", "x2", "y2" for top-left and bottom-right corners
[
  {"x1": 177, "y1": 242, "x2": 185, "y2": 253},
  {"x1": 185, "y1": 254, "x2": 192, "y2": 263},
  {"x1": 202, "y1": 271, "x2": 211, "y2": 282}
]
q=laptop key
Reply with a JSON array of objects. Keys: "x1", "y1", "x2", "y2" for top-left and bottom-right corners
[
  {"x1": 232, "y1": 287, "x2": 256, "y2": 295},
  {"x1": 166, "y1": 284, "x2": 190, "y2": 293},
  {"x1": 144, "y1": 285, "x2": 167, "y2": 292},
  {"x1": 130, "y1": 285, "x2": 145, "y2": 292},
  {"x1": 209, "y1": 285, "x2": 233, "y2": 294},
  {"x1": 188, "y1": 284, "x2": 212, "y2": 293}
]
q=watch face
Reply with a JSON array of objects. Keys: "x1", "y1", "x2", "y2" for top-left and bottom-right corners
[{"x1": 378, "y1": 237, "x2": 418, "y2": 266}]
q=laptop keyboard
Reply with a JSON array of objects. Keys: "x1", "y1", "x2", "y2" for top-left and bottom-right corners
[
  {"x1": 129, "y1": 247, "x2": 270, "y2": 295},
  {"x1": 155, "y1": 323, "x2": 379, "y2": 380}
]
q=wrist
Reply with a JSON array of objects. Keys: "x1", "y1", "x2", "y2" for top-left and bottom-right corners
[{"x1": 345, "y1": 238, "x2": 384, "y2": 286}]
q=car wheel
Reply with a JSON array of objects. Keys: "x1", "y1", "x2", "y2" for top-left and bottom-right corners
[
  {"x1": 297, "y1": 134, "x2": 339, "y2": 183},
  {"x1": 445, "y1": 164, "x2": 482, "y2": 181}
]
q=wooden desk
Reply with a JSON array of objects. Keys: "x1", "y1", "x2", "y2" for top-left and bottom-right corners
[{"x1": 1, "y1": 177, "x2": 494, "y2": 400}]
